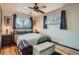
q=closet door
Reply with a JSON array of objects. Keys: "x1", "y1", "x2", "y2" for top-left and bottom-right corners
[{"x1": 0, "y1": 6, "x2": 2, "y2": 48}]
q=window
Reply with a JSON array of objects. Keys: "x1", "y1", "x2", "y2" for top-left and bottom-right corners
[{"x1": 15, "y1": 16, "x2": 32, "y2": 29}]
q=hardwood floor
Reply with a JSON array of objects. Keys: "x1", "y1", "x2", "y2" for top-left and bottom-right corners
[
  {"x1": 0, "y1": 43, "x2": 19, "y2": 55},
  {"x1": 1, "y1": 43, "x2": 79, "y2": 55},
  {"x1": 55, "y1": 44, "x2": 79, "y2": 55}
]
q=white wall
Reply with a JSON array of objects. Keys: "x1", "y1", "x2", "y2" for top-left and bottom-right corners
[{"x1": 35, "y1": 4, "x2": 79, "y2": 50}]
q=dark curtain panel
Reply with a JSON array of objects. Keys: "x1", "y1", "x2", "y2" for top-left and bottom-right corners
[
  {"x1": 30, "y1": 17, "x2": 33, "y2": 29},
  {"x1": 60, "y1": 10, "x2": 67, "y2": 29},
  {"x1": 13, "y1": 14, "x2": 17, "y2": 29},
  {"x1": 43, "y1": 16, "x2": 47, "y2": 29},
  {"x1": 13, "y1": 14, "x2": 17, "y2": 34}
]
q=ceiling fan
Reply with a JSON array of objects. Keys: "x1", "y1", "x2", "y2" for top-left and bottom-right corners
[{"x1": 28, "y1": 3, "x2": 46, "y2": 14}]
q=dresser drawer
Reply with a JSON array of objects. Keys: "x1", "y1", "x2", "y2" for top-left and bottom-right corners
[{"x1": 2, "y1": 34, "x2": 14, "y2": 46}]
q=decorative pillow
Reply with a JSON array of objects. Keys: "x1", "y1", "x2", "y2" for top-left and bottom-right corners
[{"x1": 37, "y1": 35, "x2": 51, "y2": 44}]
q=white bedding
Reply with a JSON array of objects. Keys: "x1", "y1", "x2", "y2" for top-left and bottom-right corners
[{"x1": 17, "y1": 33, "x2": 42, "y2": 46}]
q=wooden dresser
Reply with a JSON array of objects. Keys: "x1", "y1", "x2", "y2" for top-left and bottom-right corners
[{"x1": 1, "y1": 34, "x2": 14, "y2": 46}]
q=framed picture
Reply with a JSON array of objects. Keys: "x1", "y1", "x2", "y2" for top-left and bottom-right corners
[
  {"x1": 4, "y1": 16, "x2": 12, "y2": 26},
  {"x1": 46, "y1": 15, "x2": 61, "y2": 25}
]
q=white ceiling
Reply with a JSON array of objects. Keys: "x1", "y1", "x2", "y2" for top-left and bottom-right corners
[{"x1": 0, "y1": 3, "x2": 68, "y2": 17}]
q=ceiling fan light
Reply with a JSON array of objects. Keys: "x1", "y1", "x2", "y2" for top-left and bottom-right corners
[
  {"x1": 34, "y1": 11, "x2": 37, "y2": 14},
  {"x1": 34, "y1": 11, "x2": 39, "y2": 15},
  {"x1": 36, "y1": 13, "x2": 39, "y2": 15}
]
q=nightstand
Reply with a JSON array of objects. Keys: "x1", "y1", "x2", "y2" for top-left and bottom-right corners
[{"x1": 2, "y1": 34, "x2": 14, "y2": 46}]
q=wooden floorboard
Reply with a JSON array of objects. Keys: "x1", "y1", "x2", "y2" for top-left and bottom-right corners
[
  {"x1": 1, "y1": 43, "x2": 79, "y2": 55},
  {"x1": 0, "y1": 43, "x2": 19, "y2": 55},
  {"x1": 55, "y1": 44, "x2": 79, "y2": 55}
]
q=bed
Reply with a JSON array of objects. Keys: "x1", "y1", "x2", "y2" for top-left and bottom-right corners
[{"x1": 15, "y1": 33, "x2": 52, "y2": 55}]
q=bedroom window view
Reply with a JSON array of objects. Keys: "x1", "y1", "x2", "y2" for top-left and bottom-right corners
[
  {"x1": 0, "y1": 3, "x2": 79, "y2": 55},
  {"x1": 16, "y1": 17, "x2": 32, "y2": 29}
]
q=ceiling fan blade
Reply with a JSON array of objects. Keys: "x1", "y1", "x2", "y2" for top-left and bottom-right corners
[
  {"x1": 28, "y1": 7, "x2": 34, "y2": 9},
  {"x1": 38, "y1": 10, "x2": 45, "y2": 14},
  {"x1": 40, "y1": 6, "x2": 47, "y2": 9}
]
